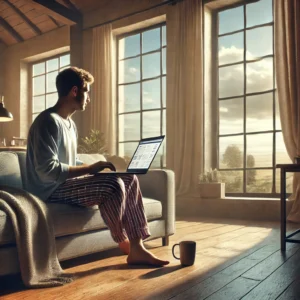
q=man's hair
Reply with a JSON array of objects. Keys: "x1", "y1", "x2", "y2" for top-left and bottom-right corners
[{"x1": 56, "y1": 67, "x2": 94, "y2": 97}]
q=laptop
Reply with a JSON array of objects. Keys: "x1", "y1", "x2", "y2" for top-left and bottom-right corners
[{"x1": 97, "y1": 135, "x2": 165, "y2": 175}]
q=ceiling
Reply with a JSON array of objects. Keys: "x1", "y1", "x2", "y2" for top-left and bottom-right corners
[{"x1": 0, "y1": 0, "x2": 106, "y2": 46}]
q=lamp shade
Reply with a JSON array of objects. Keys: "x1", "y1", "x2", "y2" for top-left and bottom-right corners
[{"x1": 0, "y1": 96, "x2": 13, "y2": 122}]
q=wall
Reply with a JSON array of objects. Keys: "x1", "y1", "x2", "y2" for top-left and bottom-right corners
[{"x1": 0, "y1": 26, "x2": 70, "y2": 143}]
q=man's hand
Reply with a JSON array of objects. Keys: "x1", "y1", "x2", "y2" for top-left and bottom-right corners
[{"x1": 89, "y1": 161, "x2": 116, "y2": 174}]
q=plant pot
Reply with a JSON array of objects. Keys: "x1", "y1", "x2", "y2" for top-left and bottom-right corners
[{"x1": 199, "y1": 182, "x2": 225, "y2": 199}]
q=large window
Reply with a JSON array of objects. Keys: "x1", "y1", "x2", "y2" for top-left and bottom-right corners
[
  {"x1": 117, "y1": 24, "x2": 167, "y2": 168},
  {"x1": 216, "y1": 0, "x2": 292, "y2": 195},
  {"x1": 31, "y1": 53, "x2": 70, "y2": 122}
]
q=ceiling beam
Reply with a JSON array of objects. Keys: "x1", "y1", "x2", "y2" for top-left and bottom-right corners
[
  {"x1": 60, "y1": 0, "x2": 80, "y2": 13},
  {"x1": 0, "y1": 16, "x2": 23, "y2": 43},
  {"x1": 31, "y1": 0, "x2": 82, "y2": 25},
  {"x1": 48, "y1": 15, "x2": 61, "y2": 28},
  {"x1": 3, "y1": 0, "x2": 42, "y2": 35}
]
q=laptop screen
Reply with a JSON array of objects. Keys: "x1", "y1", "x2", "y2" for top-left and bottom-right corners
[{"x1": 127, "y1": 136, "x2": 165, "y2": 170}]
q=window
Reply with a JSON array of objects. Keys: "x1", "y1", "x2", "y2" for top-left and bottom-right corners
[
  {"x1": 31, "y1": 53, "x2": 70, "y2": 122},
  {"x1": 117, "y1": 24, "x2": 166, "y2": 168},
  {"x1": 216, "y1": 0, "x2": 292, "y2": 195}
]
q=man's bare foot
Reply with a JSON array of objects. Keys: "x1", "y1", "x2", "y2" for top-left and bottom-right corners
[
  {"x1": 127, "y1": 246, "x2": 169, "y2": 266},
  {"x1": 119, "y1": 240, "x2": 130, "y2": 255}
]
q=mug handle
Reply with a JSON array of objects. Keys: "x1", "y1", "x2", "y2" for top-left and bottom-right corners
[{"x1": 172, "y1": 243, "x2": 180, "y2": 260}]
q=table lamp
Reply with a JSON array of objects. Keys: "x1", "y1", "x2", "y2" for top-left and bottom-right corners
[{"x1": 0, "y1": 96, "x2": 13, "y2": 122}]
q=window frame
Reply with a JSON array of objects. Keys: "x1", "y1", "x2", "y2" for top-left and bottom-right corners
[
  {"x1": 213, "y1": 0, "x2": 284, "y2": 197},
  {"x1": 116, "y1": 22, "x2": 167, "y2": 168},
  {"x1": 30, "y1": 52, "x2": 70, "y2": 122}
]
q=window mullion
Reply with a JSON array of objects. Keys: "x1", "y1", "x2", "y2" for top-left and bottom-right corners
[{"x1": 243, "y1": 4, "x2": 247, "y2": 194}]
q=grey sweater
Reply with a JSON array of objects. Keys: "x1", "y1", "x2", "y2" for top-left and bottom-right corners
[{"x1": 26, "y1": 108, "x2": 82, "y2": 201}]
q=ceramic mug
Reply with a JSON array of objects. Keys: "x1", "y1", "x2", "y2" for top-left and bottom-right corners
[{"x1": 172, "y1": 241, "x2": 196, "y2": 266}]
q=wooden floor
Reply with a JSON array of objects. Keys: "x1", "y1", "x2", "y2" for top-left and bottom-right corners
[{"x1": 1, "y1": 217, "x2": 300, "y2": 300}]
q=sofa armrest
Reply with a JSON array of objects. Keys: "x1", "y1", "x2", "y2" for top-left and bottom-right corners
[{"x1": 137, "y1": 169, "x2": 175, "y2": 236}]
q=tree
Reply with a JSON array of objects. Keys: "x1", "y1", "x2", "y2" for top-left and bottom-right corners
[
  {"x1": 222, "y1": 145, "x2": 243, "y2": 168},
  {"x1": 246, "y1": 154, "x2": 256, "y2": 185}
]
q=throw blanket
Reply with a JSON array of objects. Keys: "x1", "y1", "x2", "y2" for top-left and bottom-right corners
[{"x1": 0, "y1": 186, "x2": 74, "y2": 288}]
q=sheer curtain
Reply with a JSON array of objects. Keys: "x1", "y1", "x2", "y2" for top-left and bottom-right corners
[
  {"x1": 166, "y1": 0, "x2": 204, "y2": 196},
  {"x1": 275, "y1": 0, "x2": 300, "y2": 222},
  {"x1": 90, "y1": 24, "x2": 116, "y2": 155}
]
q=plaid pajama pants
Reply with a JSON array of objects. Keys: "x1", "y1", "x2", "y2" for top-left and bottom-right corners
[{"x1": 47, "y1": 174, "x2": 150, "y2": 243}]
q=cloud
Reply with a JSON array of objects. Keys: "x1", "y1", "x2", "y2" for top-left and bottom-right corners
[{"x1": 218, "y1": 46, "x2": 276, "y2": 123}]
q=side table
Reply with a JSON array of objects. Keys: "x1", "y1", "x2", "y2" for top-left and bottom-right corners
[{"x1": 276, "y1": 164, "x2": 300, "y2": 251}]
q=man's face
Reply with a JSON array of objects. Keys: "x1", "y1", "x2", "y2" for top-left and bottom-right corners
[{"x1": 76, "y1": 83, "x2": 90, "y2": 111}]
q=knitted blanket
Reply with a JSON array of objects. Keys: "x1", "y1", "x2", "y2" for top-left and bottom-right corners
[{"x1": 0, "y1": 186, "x2": 74, "y2": 288}]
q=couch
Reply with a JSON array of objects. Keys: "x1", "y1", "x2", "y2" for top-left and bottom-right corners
[{"x1": 0, "y1": 151, "x2": 175, "y2": 276}]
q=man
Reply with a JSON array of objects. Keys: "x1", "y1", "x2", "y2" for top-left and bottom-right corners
[{"x1": 26, "y1": 67, "x2": 169, "y2": 266}]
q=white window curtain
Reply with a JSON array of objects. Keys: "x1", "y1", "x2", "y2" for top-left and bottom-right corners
[
  {"x1": 166, "y1": 0, "x2": 204, "y2": 196},
  {"x1": 275, "y1": 0, "x2": 300, "y2": 222},
  {"x1": 90, "y1": 24, "x2": 116, "y2": 155}
]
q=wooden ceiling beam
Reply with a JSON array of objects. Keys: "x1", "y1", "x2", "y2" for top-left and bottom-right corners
[
  {"x1": 48, "y1": 15, "x2": 61, "y2": 28},
  {"x1": 60, "y1": 0, "x2": 80, "y2": 13},
  {"x1": 3, "y1": 0, "x2": 42, "y2": 35},
  {"x1": 31, "y1": 0, "x2": 82, "y2": 25},
  {"x1": 0, "y1": 16, "x2": 23, "y2": 43}
]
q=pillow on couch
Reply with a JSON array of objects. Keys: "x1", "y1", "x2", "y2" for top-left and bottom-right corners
[{"x1": 0, "y1": 152, "x2": 23, "y2": 189}]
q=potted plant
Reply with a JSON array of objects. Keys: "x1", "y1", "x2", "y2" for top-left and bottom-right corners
[{"x1": 198, "y1": 168, "x2": 225, "y2": 199}]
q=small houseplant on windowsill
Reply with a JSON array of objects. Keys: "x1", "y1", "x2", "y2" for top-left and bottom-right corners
[{"x1": 199, "y1": 169, "x2": 225, "y2": 199}]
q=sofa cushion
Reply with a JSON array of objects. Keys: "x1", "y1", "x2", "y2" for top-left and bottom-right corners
[
  {"x1": 0, "y1": 197, "x2": 162, "y2": 246},
  {"x1": 0, "y1": 152, "x2": 23, "y2": 189}
]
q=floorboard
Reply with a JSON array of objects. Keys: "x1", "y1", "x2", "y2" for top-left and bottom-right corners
[{"x1": 0, "y1": 218, "x2": 299, "y2": 300}]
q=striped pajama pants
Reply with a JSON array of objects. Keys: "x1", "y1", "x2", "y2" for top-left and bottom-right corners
[{"x1": 47, "y1": 174, "x2": 150, "y2": 243}]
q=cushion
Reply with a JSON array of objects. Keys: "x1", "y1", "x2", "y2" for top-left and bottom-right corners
[
  {"x1": 0, "y1": 197, "x2": 162, "y2": 246},
  {"x1": 0, "y1": 152, "x2": 23, "y2": 189}
]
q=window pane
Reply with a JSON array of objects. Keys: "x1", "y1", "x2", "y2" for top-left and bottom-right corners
[
  {"x1": 33, "y1": 95, "x2": 45, "y2": 113},
  {"x1": 142, "y1": 79, "x2": 160, "y2": 110},
  {"x1": 32, "y1": 113, "x2": 39, "y2": 122},
  {"x1": 119, "y1": 113, "x2": 140, "y2": 141},
  {"x1": 247, "y1": 26, "x2": 273, "y2": 59},
  {"x1": 142, "y1": 53, "x2": 160, "y2": 79},
  {"x1": 246, "y1": 57, "x2": 273, "y2": 93},
  {"x1": 275, "y1": 92, "x2": 281, "y2": 130},
  {"x1": 276, "y1": 169, "x2": 293, "y2": 194},
  {"x1": 119, "y1": 34, "x2": 140, "y2": 59},
  {"x1": 47, "y1": 58, "x2": 58, "y2": 72},
  {"x1": 60, "y1": 54, "x2": 70, "y2": 67},
  {"x1": 142, "y1": 28, "x2": 160, "y2": 53},
  {"x1": 33, "y1": 75, "x2": 45, "y2": 95},
  {"x1": 219, "y1": 64, "x2": 244, "y2": 98},
  {"x1": 246, "y1": 169, "x2": 272, "y2": 193},
  {"x1": 246, "y1": 93, "x2": 273, "y2": 132},
  {"x1": 142, "y1": 111, "x2": 161, "y2": 138},
  {"x1": 219, "y1": 136, "x2": 243, "y2": 169},
  {"x1": 162, "y1": 76, "x2": 166, "y2": 108},
  {"x1": 247, "y1": 133, "x2": 273, "y2": 167},
  {"x1": 219, "y1": 6, "x2": 244, "y2": 35},
  {"x1": 246, "y1": 0, "x2": 273, "y2": 28},
  {"x1": 119, "y1": 58, "x2": 140, "y2": 84},
  {"x1": 220, "y1": 170, "x2": 243, "y2": 193},
  {"x1": 162, "y1": 26, "x2": 166, "y2": 47},
  {"x1": 276, "y1": 132, "x2": 290, "y2": 164},
  {"x1": 219, "y1": 32, "x2": 243, "y2": 65},
  {"x1": 46, "y1": 93, "x2": 58, "y2": 108},
  {"x1": 162, "y1": 48, "x2": 166, "y2": 74},
  {"x1": 219, "y1": 98, "x2": 243, "y2": 135},
  {"x1": 118, "y1": 142, "x2": 139, "y2": 160},
  {"x1": 47, "y1": 71, "x2": 58, "y2": 93},
  {"x1": 119, "y1": 84, "x2": 140, "y2": 113},
  {"x1": 33, "y1": 62, "x2": 45, "y2": 76}
]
